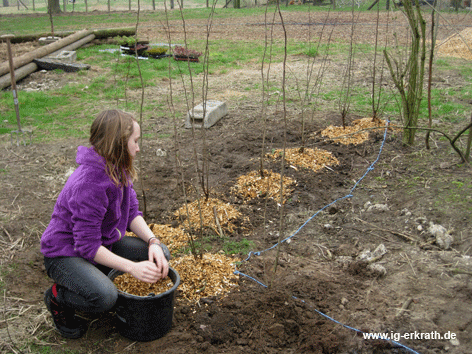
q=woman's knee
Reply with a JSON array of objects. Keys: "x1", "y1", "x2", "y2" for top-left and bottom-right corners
[{"x1": 88, "y1": 286, "x2": 118, "y2": 313}]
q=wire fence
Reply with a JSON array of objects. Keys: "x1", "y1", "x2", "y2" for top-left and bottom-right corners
[
  {"x1": 2, "y1": 0, "x2": 469, "y2": 15},
  {"x1": 0, "y1": 0, "x2": 222, "y2": 14}
]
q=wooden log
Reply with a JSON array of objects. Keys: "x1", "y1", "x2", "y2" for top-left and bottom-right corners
[
  {"x1": 10, "y1": 27, "x2": 136, "y2": 44},
  {"x1": 0, "y1": 63, "x2": 37, "y2": 91},
  {"x1": 0, "y1": 29, "x2": 93, "y2": 77},
  {"x1": 91, "y1": 27, "x2": 136, "y2": 39},
  {"x1": 49, "y1": 34, "x2": 96, "y2": 55},
  {"x1": 0, "y1": 34, "x2": 95, "y2": 90}
]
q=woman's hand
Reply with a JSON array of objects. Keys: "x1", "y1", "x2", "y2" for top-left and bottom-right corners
[
  {"x1": 128, "y1": 215, "x2": 169, "y2": 280},
  {"x1": 129, "y1": 260, "x2": 161, "y2": 283},
  {"x1": 94, "y1": 245, "x2": 165, "y2": 283},
  {"x1": 148, "y1": 244, "x2": 169, "y2": 280}
]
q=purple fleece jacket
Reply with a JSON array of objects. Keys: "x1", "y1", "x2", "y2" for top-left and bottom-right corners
[{"x1": 40, "y1": 146, "x2": 142, "y2": 262}]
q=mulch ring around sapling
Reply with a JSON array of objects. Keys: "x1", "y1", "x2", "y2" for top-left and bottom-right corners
[
  {"x1": 149, "y1": 223, "x2": 190, "y2": 253},
  {"x1": 232, "y1": 169, "x2": 296, "y2": 203},
  {"x1": 126, "y1": 223, "x2": 190, "y2": 253},
  {"x1": 171, "y1": 253, "x2": 240, "y2": 305},
  {"x1": 120, "y1": 206, "x2": 242, "y2": 301},
  {"x1": 112, "y1": 253, "x2": 240, "y2": 304},
  {"x1": 174, "y1": 197, "x2": 243, "y2": 234},
  {"x1": 267, "y1": 147, "x2": 340, "y2": 173},
  {"x1": 320, "y1": 117, "x2": 396, "y2": 145}
]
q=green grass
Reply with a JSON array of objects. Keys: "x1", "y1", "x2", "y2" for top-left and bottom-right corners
[
  {"x1": 0, "y1": 6, "x2": 307, "y2": 36},
  {"x1": 1, "y1": 39, "x2": 469, "y2": 142},
  {"x1": 1, "y1": 9, "x2": 238, "y2": 35},
  {"x1": 0, "y1": 1, "x2": 441, "y2": 37},
  {"x1": 305, "y1": 46, "x2": 319, "y2": 58},
  {"x1": 434, "y1": 179, "x2": 472, "y2": 212},
  {"x1": 0, "y1": 88, "x2": 95, "y2": 140},
  {"x1": 1, "y1": 34, "x2": 296, "y2": 141},
  {"x1": 222, "y1": 238, "x2": 254, "y2": 255},
  {"x1": 0, "y1": 5, "x2": 470, "y2": 144},
  {"x1": 181, "y1": 236, "x2": 215, "y2": 255}
]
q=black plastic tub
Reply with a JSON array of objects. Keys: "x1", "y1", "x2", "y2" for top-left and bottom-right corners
[{"x1": 108, "y1": 267, "x2": 180, "y2": 342}]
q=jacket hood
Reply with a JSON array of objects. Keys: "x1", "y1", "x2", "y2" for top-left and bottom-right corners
[{"x1": 76, "y1": 146, "x2": 106, "y2": 169}]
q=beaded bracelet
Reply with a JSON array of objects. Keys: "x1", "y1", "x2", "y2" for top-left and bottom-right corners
[{"x1": 148, "y1": 237, "x2": 161, "y2": 248}]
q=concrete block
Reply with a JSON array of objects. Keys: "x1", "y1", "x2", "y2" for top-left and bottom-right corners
[
  {"x1": 46, "y1": 50, "x2": 77, "y2": 63},
  {"x1": 185, "y1": 100, "x2": 228, "y2": 129}
]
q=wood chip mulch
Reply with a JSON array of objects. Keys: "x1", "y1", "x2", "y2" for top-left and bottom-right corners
[
  {"x1": 232, "y1": 169, "x2": 296, "y2": 203},
  {"x1": 125, "y1": 223, "x2": 190, "y2": 253},
  {"x1": 149, "y1": 223, "x2": 190, "y2": 253},
  {"x1": 321, "y1": 117, "x2": 393, "y2": 145},
  {"x1": 171, "y1": 253, "x2": 240, "y2": 304},
  {"x1": 267, "y1": 147, "x2": 340, "y2": 172},
  {"x1": 112, "y1": 253, "x2": 240, "y2": 303},
  {"x1": 121, "y1": 198, "x2": 243, "y2": 302},
  {"x1": 113, "y1": 272, "x2": 174, "y2": 297},
  {"x1": 174, "y1": 197, "x2": 242, "y2": 234},
  {"x1": 120, "y1": 223, "x2": 241, "y2": 302},
  {"x1": 436, "y1": 27, "x2": 472, "y2": 61}
]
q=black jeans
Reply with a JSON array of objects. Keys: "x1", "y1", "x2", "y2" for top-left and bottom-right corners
[{"x1": 44, "y1": 236, "x2": 167, "y2": 314}]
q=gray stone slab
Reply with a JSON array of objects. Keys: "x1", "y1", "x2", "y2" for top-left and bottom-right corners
[
  {"x1": 185, "y1": 100, "x2": 228, "y2": 129},
  {"x1": 33, "y1": 58, "x2": 90, "y2": 72}
]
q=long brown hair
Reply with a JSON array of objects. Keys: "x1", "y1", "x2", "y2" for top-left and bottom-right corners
[{"x1": 89, "y1": 109, "x2": 138, "y2": 187}]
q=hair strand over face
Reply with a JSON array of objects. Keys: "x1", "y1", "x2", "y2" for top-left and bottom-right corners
[{"x1": 89, "y1": 109, "x2": 138, "y2": 187}]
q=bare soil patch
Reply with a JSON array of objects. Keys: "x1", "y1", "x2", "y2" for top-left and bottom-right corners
[{"x1": 1, "y1": 10, "x2": 471, "y2": 354}]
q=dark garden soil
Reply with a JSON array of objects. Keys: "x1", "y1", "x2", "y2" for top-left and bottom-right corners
[{"x1": 1, "y1": 10, "x2": 472, "y2": 354}]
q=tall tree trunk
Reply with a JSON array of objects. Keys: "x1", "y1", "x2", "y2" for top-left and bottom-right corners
[
  {"x1": 48, "y1": 0, "x2": 61, "y2": 13},
  {"x1": 425, "y1": 0, "x2": 437, "y2": 149},
  {"x1": 384, "y1": 0, "x2": 426, "y2": 146}
]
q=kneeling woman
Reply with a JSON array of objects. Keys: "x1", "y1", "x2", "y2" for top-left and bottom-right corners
[{"x1": 41, "y1": 109, "x2": 169, "y2": 339}]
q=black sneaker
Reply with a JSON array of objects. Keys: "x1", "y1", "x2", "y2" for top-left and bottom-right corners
[{"x1": 44, "y1": 284, "x2": 87, "y2": 339}]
